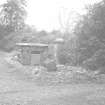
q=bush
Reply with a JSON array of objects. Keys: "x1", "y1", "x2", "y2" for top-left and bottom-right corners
[
  {"x1": 83, "y1": 49, "x2": 105, "y2": 72},
  {"x1": 57, "y1": 37, "x2": 78, "y2": 65}
]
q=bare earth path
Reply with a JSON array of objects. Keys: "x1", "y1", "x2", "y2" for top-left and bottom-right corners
[{"x1": 0, "y1": 52, "x2": 105, "y2": 105}]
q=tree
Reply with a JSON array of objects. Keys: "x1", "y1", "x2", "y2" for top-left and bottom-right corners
[
  {"x1": 0, "y1": 0, "x2": 27, "y2": 37},
  {"x1": 0, "y1": 0, "x2": 27, "y2": 32},
  {"x1": 59, "y1": 7, "x2": 81, "y2": 38},
  {"x1": 74, "y1": 0, "x2": 105, "y2": 70},
  {"x1": 76, "y1": 0, "x2": 105, "y2": 42},
  {"x1": 0, "y1": 0, "x2": 27, "y2": 51}
]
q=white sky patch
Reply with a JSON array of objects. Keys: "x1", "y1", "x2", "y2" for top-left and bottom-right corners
[
  {"x1": 0, "y1": 0, "x2": 102, "y2": 32},
  {"x1": 26, "y1": 0, "x2": 101, "y2": 32}
]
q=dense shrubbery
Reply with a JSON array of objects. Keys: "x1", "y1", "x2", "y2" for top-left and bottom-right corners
[
  {"x1": 57, "y1": 37, "x2": 78, "y2": 66},
  {"x1": 83, "y1": 49, "x2": 105, "y2": 71},
  {"x1": 76, "y1": 0, "x2": 105, "y2": 71},
  {"x1": 57, "y1": 0, "x2": 105, "y2": 73}
]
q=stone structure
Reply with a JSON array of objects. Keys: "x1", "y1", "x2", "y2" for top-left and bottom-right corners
[
  {"x1": 16, "y1": 38, "x2": 64, "y2": 67},
  {"x1": 16, "y1": 43, "x2": 48, "y2": 66}
]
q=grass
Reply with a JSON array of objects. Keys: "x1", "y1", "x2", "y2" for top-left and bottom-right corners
[{"x1": 2, "y1": 52, "x2": 105, "y2": 105}]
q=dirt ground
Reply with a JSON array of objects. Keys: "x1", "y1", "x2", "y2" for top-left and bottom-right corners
[{"x1": 0, "y1": 52, "x2": 105, "y2": 105}]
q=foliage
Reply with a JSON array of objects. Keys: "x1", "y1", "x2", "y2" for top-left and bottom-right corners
[
  {"x1": 73, "y1": 0, "x2": 105, "y2": 69},
  {"x1": 57, "y1": 0, "x2": 105, "y2": 70},
  {"x1": 0, "y1": 0, "x2": 27, "y2": 32},
  {"x1": 57, "y1": 36, "x2": 79, "y2": 65},
  {"x1": 83, "y1": 49, "x2": 105, "y2": 71},
  {"x1": 0, "y1": 0, "x2": 27, "y2": 51}
]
